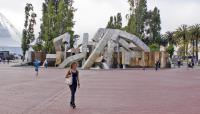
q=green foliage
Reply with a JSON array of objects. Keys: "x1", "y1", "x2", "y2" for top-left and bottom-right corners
[
  {"x1": 106, "y1": 13, "x2": 122, "y2": 29},
  {"x1": 135, "y1": 0, "x2": 147, "y2": 38},
  {"x1": 149, "y1": 44, "x2": 160, "y2": 52},
  {"x1": 40, "y1": 0, "x2": 75, "y2": 53},
  {"x1": 107, "y1": 16, "x2": 115, "y2": 29},
  {"x1": 125, "y1": 15, "x2": 137, "y2": 35},
  {"x1": 147, "y1": 7, "x2": 161, "y2": 45},
  {"x1": 160, "y1": 24, "x2": 200, "y2": 61},
  {"x1": 175, "y1": 25, "x2": 189, "y2": 57},
  {"x1": 126, "y1": 0, "x2": 161, "y2": 46},
  {"x1": 160, "y1": 35, "x2": 168, "y2": 47},
  {"x1": 126, "y1": 0, "x2": 148, "y2": 39},
  {"x1": 21, "y1": 3, "x2": 37, "y2": 56},
  {"x1": 189, "y1": 24, "x2": 200, "y2": 60},
  {"x1": 32, "y1": 44, "x2": 43, "y2": 52},
  {"x1": 166, "y1": 44, "x2": 175, "y2": 58},
  {"x1": 164, "y1": 31, "x2": 176, "y2": 45},
  {"x1": 21, "y1": 29, "x2": 29, "y2": 56}
]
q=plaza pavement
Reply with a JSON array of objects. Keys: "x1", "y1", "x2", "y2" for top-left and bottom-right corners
[{"x1": 0, "y1": 64, "x2": 200, "y2": 114}]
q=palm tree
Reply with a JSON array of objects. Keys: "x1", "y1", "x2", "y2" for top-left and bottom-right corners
[
  {"x1": 189, "y1": 24, "x2": 200, "y2": 61},
  {"x1": 165, "y1": 31, "x2": 176, "y2": 45},
  {"x1": 189, "y1": 25, "x2": 196, "y2": 58},
  {"x1": 175, "y1": 25, "x2": 189, "y2": 59}
]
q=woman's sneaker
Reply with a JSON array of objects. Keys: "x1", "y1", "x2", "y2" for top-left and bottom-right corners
[{"x1": 72, "y1": 104, "x2": 76, "y2": 109}]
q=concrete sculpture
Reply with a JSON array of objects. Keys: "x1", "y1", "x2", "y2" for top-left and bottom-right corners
[{"x1": 54, "y1": 28, "x2": 152, "y2": 69}]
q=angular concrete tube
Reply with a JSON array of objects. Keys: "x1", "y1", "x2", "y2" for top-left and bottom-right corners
[
  {"x1": 82, "y1": 29, "x2": 115, "y2": 69},
  {"x1": 82, "y1": 29, "x2": 150, "y2": 69},
  {"x1": 53, "y1": 33, "x2": 71, "y2": 52},
  {"x1": 59, "y1": 53, "x2": 86, "y2": 68}
]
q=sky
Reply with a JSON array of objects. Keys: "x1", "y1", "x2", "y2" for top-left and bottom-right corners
[{"x1": 0, "y1": 0, "x2": 200, "y2": 41}]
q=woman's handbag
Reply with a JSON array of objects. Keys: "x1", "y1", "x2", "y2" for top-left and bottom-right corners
[
  {"x1": 65, "y1": 70, "x2": 72, "y2": 85},
  {"x1": 66, "y1": 76, "x2": 72, "y2": 85}
]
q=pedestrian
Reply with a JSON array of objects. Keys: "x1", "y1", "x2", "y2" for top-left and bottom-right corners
[
  {"x1": 155, "y1": 60, "x2": 160, "y2": 71},
  {"x1": 34, "y1": 59, "x2": 40, "y2": 77},
  {"x1": 65, "y1": 62, "x2": 80, "y2": 109},
  {"x1": 191, "y1": 58, "x2": 194, "y2": 68},
  {"x1": 44, "y1": 59, "x2": 48, "y2": 69},
  {"x1": 177, "y1": 59, "x2": 181, "y2": 68}
]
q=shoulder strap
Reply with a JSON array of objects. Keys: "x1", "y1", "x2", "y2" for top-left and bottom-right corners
[{"x1": 66, "y1": 70, "x2": 71, "y2": 76}]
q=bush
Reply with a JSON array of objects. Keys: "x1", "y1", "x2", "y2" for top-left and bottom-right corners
[
  {"x1": 149, "y1": 44, "x2": 160, "y2": 52},
  {"x1": 166, "y1": 44, "x2": 175, "y2": 58}
]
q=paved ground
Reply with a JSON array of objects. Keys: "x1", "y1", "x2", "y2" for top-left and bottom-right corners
[{"x1": 0, "y1": 64, "x2": 200, "y2": 114}]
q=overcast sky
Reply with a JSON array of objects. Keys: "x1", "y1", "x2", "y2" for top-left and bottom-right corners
[{"x1": 0, "y1": 0, "x2": 200, "y2": 40}]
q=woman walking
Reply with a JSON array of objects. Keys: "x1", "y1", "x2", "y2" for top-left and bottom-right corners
[{"x1": 66, "y1": 62, "x2": 80, "y2": 109}]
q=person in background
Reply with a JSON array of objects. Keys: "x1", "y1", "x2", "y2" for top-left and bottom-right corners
[
  {"x1": 177, "y1": 59, "x2": 181, "y2": 68},
  {"x1": 155, "y1": 60, "x2": 160, "y2": 71},
  {"x1": 65, "y1": 62, "x2": 80, "y2": 109},
  {"x1": 44, "y1": 59, "x2": 48, "y2": 69},
  {"x1": 191, "y1": 58, "x2": 194, "y2": 68},
  {"x1": 34, "y1": 59, "x2": 40, "y2": 77}
]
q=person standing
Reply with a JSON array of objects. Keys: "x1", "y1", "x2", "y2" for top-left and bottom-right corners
[
  {"x1": 65, "y1": 62, "x2": 80, "y2": 109},
  {"x1": 155, "y1": 60, "x2": 160, "y2": 71},
  {"x1": 44, "y1": 59, "x2": 48, "y2": 69},
  {"x1": 191, "y1": 58, "x2": 194, "y2": 68},
  {"x1": 177, "y1": 59, "x2": 181, "y2": 68}
]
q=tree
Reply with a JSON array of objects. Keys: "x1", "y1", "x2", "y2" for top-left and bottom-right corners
[
  {"x1": 166, "y1": 44, "x2": 175, "y2": 59},
  {"x1": 126, "y1": 0, "x2": 162, "y2": 47},
  {"x1": 125, "y1": 15, "x2": 137, "y2": 35},
  {"x1": 106, "y1": 16, "x2": 115, "y2": 29},
  {"x1": 21, "y1": 3, "x2": 37, "y2": 58},
  {"x1": 125, "y1": 0, "x2": 137, "y2": 35},
  {"x1": 149, "y1": 43, "x2": 159, "y2": 52},
  {"x1": 21, "y1": 30, "x2": 28, "y2": 58},
  {"x1": 147, "y1": 7, "x2": 161, "y2": 45},
  {"x1": 165, "y1": 31, "x2": 176, "y2": 45},
  {"x1": 40, "y1": 0, "x2": 76, "y2": 53},
  {"x1": 189, "y1": 25, "x2": 196, "y2": 58},
  {"x1": 175, "y1": 25, "x2": 189, "y2": 58},
  {"x1": 33, "y1": 32, "x2": 43, "y2": 52},
  {"x1": 135, "y1": 0, "x2": 147, "y2": 38},
  {"x1": 160, "y1": 34, "x2": 168, "y2": 47},
  {"x1": 189, "y1": 24, "x2": 200, "y2": 61},
  {"x1": 126, "y1": 0, "x2": 147, "y2": 39},
  {"x1": 106, "y1": 13, "x2": 122, "y2": 29},
  {"x1": 116, "y1": 13, "x2": 122, "y2": 29}
]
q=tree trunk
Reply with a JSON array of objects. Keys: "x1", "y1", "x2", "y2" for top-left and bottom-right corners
[
  {"x1": 196, "y1": 38, "x2": 199, "y2": 61},
  {"x1": 193, "y1": 39, "x2": 195, "y2": 58},
  {"x1": 184, "y1": 38, "x2": 186, "y2": 60},
  {"x1": 186, "y1": 43, "x2": 189, "y2": 64}
]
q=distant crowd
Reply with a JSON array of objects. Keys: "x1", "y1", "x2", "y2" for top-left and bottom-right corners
[{"x1": 0, "y1": 57, "x2": 10, "y2": 64}]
